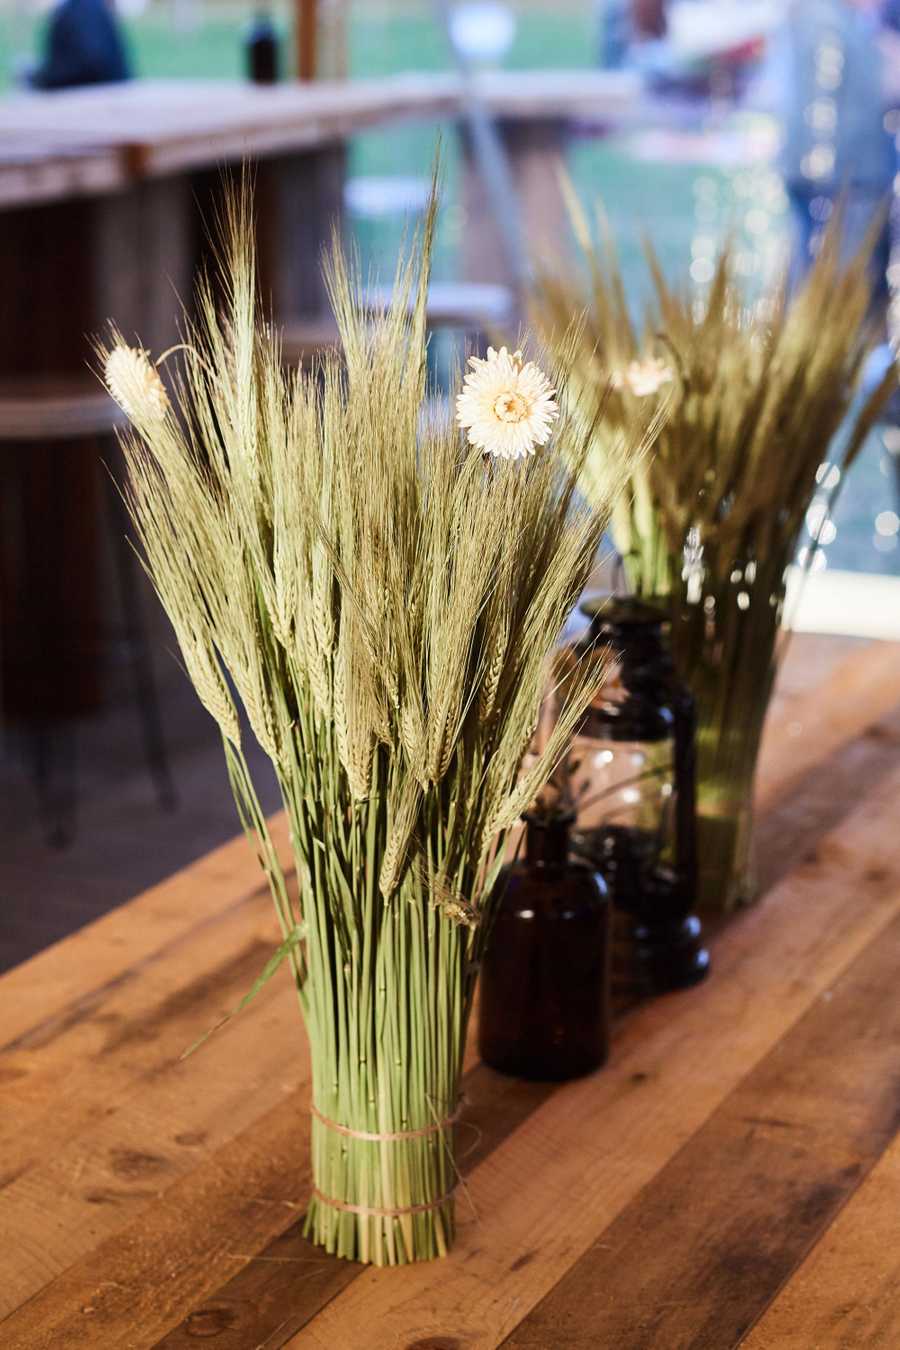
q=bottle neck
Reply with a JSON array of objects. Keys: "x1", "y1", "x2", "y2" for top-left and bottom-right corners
[
  {"x1": 581, "y1": 603, "x2": 673, "y2": 692},
  {"x1": 524, "y1": 814, "x2": 572, "y2": 869}
]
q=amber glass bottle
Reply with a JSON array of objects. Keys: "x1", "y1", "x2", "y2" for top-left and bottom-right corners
[{"x1": 478, "y1": 813, "x2": 611, "y2": 1081}]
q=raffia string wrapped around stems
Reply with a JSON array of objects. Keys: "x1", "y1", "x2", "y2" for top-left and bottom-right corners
[
  {"x1": 533, "y1": 195, "x2": 897, "y2": 912},
  {"x1": 100, "y1": 181, "x2": 640, "y2": 1264}
]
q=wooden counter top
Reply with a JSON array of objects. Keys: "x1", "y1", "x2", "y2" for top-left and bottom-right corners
[
  {"x1": 0, "y1": 70, "x2": 641, "y2": 186},
  {"x1": 1, "y1": 633, "x2": 899, "y2": 1348}
]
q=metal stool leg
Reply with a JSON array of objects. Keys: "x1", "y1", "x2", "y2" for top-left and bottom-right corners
[
  {"x1": 32, "y1": 719, "x2": 77, "y2": 848},
  {"x1": 13, "y1": 442, "x2": 82, "y2": 848},
  {"x1": 102, "y1": 463, "x2": 177, "y2": 811}
]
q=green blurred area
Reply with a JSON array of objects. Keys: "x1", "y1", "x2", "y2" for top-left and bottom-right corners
[
  {"x1": 0, "y1": 1, "x2": 895, "y2": 572},
  {"x1": 2, "y1": 2, "x2": 595, "y2": 87}
]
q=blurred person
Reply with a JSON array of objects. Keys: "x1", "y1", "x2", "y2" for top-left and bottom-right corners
[
  {"x1": 770, "y1": 0, "x2": 893, "y2": 292},
  {"x1": 597, "y1": 0, "x2": 666, "y2": 68},
  {"x1": 30, "y1": 0, "x2": 132, "y2": 90}
]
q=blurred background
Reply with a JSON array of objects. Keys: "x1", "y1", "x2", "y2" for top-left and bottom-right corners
[{"x1": 2, "y1": 0, "x2": 899, "y2": 966}]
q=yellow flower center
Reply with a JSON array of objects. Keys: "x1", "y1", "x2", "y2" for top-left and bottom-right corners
[{"x1": 492, "y1": 390, "x2": 530, "y2": 423}]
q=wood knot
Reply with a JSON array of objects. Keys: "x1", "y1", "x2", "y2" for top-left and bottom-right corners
[
  {"x1": 185, "y1": 1305, "x2": 239, "y2": 1338},
  {"x1": 109, "y1": 1148, "x2": 170, "y2": 1179}
]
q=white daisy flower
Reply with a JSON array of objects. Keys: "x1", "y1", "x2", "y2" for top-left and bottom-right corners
[
  {"x1": 611, "y1": 357, "x2": 673, "y2": 399},
  {"x1": 105, "y1": 344, "x2": 169, "y2": 424},
  {"x1": 455, "y1": 346, "x2": 559, "y2": 460}
]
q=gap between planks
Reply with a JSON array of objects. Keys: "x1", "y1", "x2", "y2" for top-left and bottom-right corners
[{"x1": 739, "y1": 1129, "x2": 900, "y2": 1350}]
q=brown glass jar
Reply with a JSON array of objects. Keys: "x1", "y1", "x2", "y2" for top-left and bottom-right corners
[{"x1": 478, "y1": 813, "x2": 611, "y2": 1081}]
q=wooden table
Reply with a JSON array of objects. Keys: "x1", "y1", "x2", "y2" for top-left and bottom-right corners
[
  {"x1": 2, "y1": 633, "x2": 900, "y2": 1347},
  {"x1": 0, "y1": 73, "x2": 640, "y2": 178}
]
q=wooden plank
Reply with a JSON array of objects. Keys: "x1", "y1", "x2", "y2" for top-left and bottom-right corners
[
  {"x1": 280, "y1": 755, "x2": 900, "y2": 1349},
  {"x1": 93, "y1": 173, "x2": 193, "y2": 355},
  {"x1": 0, "y1": 885, "x2": 278, "y2": 1179},
  {"x1": 757, "y1": 639, "x2": 900, "y2": 813},
  {"x1": 741, "y1": 1132, "x2": 900, "y2": 1350},
  {"x1": 0, "y1": 832, "x2": 296, "y2": 1314},
  {"x1": 753, "y1": 701, "x2": 900, "y2": 895},
  {"x1": 0, "y1": 641, "x2": 869, "y2": 1198},
  {"x1": 461, "y1": 116, "x2": 569, "y2": 295},
  {"x1": 152, "y1": 693, "x2": 900, "y2": 1346},
  {"x1": 0, "y1": 1022, "x2": 530, "y2": 1346},
  {"x1": 0, "y1": 919, "x2": 307, "y2": 1320},
  {"x1": 502, "y1": 910, "x2": 900, "y2": 1349},
  {"x1": 255, "y1": 144, "x2": 346, "y2": 322},
  {"x1": 0, "y1": 145, "x2": 125, "y2": 211},
  {"x1": 0, "y1": 79, "x2": 462, "y2": 179},
  {"x1": 0, "y1": 1092, "x2": 311, "y2": 1350},
  {"x1": 0, "y1": 814, "x2": 290, "y2": 1047},
  {"x1": 155, "y1": 1068, "x2": 555, "y2": 1350}
]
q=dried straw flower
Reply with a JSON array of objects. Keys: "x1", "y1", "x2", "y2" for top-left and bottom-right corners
[
  {"x1": 611, "y1": 357, "x2": 673, "y2": 398},
  {"x1": 456, "y1": 346, "x2": 558, "y2": 460},
  {"x1": 104, "y1": 344, "x2": 168, "y2": 424}
]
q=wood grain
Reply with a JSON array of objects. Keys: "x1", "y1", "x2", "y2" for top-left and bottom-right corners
[
  {"x1": 757, "y1": 639, "x2": 900, "y2": 813},
  {"x1": 0, "y1": 1012, "x2": 531, "y2": 1347},
  {"x1": 502, "y1": 909, "x2": 900, "y2": 1349},
  {"x1": 284, "y1": 756, "x2": 900, "y2": 1350},
  {"x1": 741, "y1": 1132, "x2": 900, "y2": 1350},
  {"x1": 753, "y1": 704, "x2": 900, "y2": 894},
  {"x1": 155, "y1": 1068, "x2": 555, "y2": 1349},
  {"x1": 0, "y1": 887, "x2": 280, "y2": 1176},
  {"x1": 0, "y1": 814, "x2": 291, "y2": 1047},
  {"x1": 0, "y1": 73, "x2": 640, "y2": 186},
  {"x1": 1, "y1": 640, "x2": 899, "y2": 1349},
  {"x1": 0, "y1": 1092, "x2": 312, "y2": 1350},
  {"x1": 0, "y1": 924, "x2": 306, "y2": 1320},
  {"x1": 0, "y1": 824, "x2": 294, "y2": 1314}
]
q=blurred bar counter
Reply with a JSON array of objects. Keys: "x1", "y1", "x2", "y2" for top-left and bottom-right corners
[{"x1": 0, "y1": 71, "x2": 640, "y2": 725}]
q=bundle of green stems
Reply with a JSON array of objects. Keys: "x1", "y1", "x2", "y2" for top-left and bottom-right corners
[{"x1": 102, "y1": 189, "x2": 636, "y2": 1263}]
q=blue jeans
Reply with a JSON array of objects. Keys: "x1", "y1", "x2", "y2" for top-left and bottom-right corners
[{"x1": 787, "y1": 184, "x2": 890, "y2": 307}]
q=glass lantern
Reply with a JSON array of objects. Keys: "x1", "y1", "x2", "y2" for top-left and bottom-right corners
[{"x1": 569, "y1": 597, "x2": 709, "y2": 994}]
